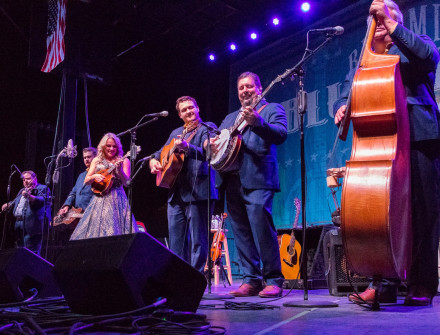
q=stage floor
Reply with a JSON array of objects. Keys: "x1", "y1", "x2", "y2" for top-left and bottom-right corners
[{"x1": 198, "y1": 280, "x2": 440, "y2": 334}]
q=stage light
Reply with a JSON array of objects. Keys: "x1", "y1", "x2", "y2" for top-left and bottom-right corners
[
  {"x1": 272, "y1": 18, "x2": 280, "y2": 26},
  {"x1": 208, "y1": 54, "x2": 215, "y2": 61},
  {"x1": 229, "y1": 43, "x2": 237, "y2": 51},
  {"x1": 301, "y1": 2, "x2": 311, "y2": 12},
  {"x1": 250, "y1": 32, "x2": 258, "y2": 40}
]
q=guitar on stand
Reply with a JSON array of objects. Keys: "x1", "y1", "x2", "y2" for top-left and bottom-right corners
[
  {"x1": 209, "y1": 213, "x2": 231, "y2": 287},
  {"x1": 156, "y1": 123, "x2": 201, "y2": 189},
  {"x1": 279, "y1": 197, "x2": 302, "y2": 280}
]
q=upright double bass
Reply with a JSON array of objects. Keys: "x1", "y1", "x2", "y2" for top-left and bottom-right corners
[{"x1": 339, "y1": 16, "x2": 412, "y2": 281}]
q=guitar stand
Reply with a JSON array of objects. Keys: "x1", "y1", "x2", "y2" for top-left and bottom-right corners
[{"x1": 215, "y1": 257, "x2": 231, "y2": 287}]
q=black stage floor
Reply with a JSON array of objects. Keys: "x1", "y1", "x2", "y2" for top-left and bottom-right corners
[{"x1": 198, "y1": 280, "x2": 440, "y2": 334}]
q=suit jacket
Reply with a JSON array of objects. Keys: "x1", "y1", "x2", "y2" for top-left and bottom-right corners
[
  {"x1": 333, "y1": 24, "x2": 440, "y2": 142},
  {"x1": 153, "y1": 121, "x2": 219, "y2": 203},
  {"x1": 12, "y1": 183, "x2": 51, "y2": 236},
  {"x1": 216, "y1": 100, "x2": 287, "y2": 191},
  {"x1": 62, "y1": 170, "x2": 94, "y2": 210}
]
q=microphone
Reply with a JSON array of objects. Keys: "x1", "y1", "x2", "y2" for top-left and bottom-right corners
[
  {"x1": 309, "y1": 26, "x2": 344, "y2": 35},
  {"x1": 138, "y1": 154, "x2": 155, "y2": 163},
  {"x1": 200, "y1": 121, "x2": 221, "y2": 135},
  {"x1": 143, "y1": 111, "x2": 168, "y2": 118},
  {"x1": 66, "y1": 139, "x2": 78, "y2": 159}
]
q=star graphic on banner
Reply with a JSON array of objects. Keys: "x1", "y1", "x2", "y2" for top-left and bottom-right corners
[
  {"x1": 310, "y1": 153, "x2": 318, "y2": 162},
  {"x1": 285, "y1": 159, "x2": 294, "y2": 167},
  {"x1": 326, "y1": 151, "x2": 333, "y2": 159}
]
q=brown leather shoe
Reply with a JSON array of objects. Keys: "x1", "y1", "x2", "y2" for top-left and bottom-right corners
[
  {"x1": 404, "y1": 286, "x2": 433, "y2": 306},
  {"x1": 258, "y1": 285, "x2": 283, "y2": 298},
  {"x1": 348, "y1": 287, "x2": 397, "y2": 304},
  {"x1": 229, "y1": 284, "x2": 260, "y2": 297}
]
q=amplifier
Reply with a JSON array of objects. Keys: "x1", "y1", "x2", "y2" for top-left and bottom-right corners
[{"x1": 323, "y1": 228, "x2": 370, "y2": 296}]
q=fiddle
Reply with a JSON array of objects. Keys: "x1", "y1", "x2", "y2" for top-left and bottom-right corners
[{"x1": 210, "y1": 213, "x2": 227, "y2": 263}]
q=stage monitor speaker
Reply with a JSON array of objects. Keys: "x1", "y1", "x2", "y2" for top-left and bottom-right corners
[
  {"x1": 0, "y1": 248, "x2": 61, "y2": 303},
  {"x1": 53, "y1": 232, "x2": 207, "y2": 315},
  {"x1": 323, "y1": 228, "x2": 370, "y2": 296}
]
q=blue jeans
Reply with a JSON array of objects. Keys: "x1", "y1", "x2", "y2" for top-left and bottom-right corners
[{"x1": 15, "y1": 220, "x2": 42, "y2": 255}]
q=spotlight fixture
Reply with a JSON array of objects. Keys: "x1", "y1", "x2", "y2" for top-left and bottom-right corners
[
  {"x1": 229, "y1": 43, "x2": 237, "y2": 51},
  {"x1": 250, "y1": 32, "x2": 258, "y2": 40},
  {"x1": 301, "y1": 2, "x2": 311, "y2": 12},
  {"x1": 208, "y1": 54, "x2": 215, "y2": 61},
  {"x1": 272, "y1": 18, "x2": 280, "y2": 26}
]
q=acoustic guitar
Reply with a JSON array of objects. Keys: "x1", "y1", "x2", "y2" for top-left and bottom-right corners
[
  {"x1": 279, "y1": 197, "x2": 302, "y2": 280},
  {"x1": 156, "y1": 123, "x2": 200, "y2": 189},
  {"x1": 91, "y1": 147, "x2": 140, "y2": 196},
  {"x1": 53, "y1": 207, "x2": 83, "y2": 231}
]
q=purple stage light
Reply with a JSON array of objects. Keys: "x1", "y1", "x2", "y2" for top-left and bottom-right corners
[
  {"x1": 272, "y1": 18, "x2": 280, "y2": 26},
  {"x1": 229, "y1": 43, "x2": 237, "y2": 51},
  {"x1": 208, "y1": 54, "x2": 215, "y2": 61},
  {"x1": 301, "y1": 2, "x2": 311, "y2": 12},
  {"x1": 250, "y1": 32, "x2": 257, "y2": 40}
]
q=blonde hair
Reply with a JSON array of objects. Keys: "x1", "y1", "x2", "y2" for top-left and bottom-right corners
[{"x1": 97, "y1": 133, "x2": 123, "y2": 160}]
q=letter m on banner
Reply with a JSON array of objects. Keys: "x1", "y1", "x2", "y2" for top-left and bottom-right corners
[{"x1": 41, "y1": 0, "x2": 67, "y2": 73}]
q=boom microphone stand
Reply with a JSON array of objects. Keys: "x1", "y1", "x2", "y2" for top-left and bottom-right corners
[
  {"x1": 117, "y1": 117, "x2": 160, "y2": 233},
  {"x1": 281, "y1": 30, "x2": 340, "y2": 309},
  {"x1": 201, "y1": 122, "x2": 233, "y2": 300}
]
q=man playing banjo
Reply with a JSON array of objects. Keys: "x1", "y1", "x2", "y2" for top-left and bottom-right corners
[{"x1": 210, "y1": 72, "x2": 287, "y2": 297}]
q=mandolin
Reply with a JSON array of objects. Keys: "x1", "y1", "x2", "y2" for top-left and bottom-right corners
[
  {"x1": 279, "y1": 197, "x2": 302, "y2": 280},
  {"x1": 91, "y1": 147, "x2": 141, "y2": 196}
]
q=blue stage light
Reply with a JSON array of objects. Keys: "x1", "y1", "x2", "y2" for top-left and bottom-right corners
[
  {"x1": 229, "y1": 43, "x2": 237, "y2": 51},
  {"x1": 250, "y1": 32, "x2": 258, "y2": 40},
  {"x1": 272, "y1": 18, "x2": 280, "y2": 26},
  {"x1": 301, "y1": 2, "x2": 311, "y2": 12},
  {"x1": 208, "y1": 54, "x2": 215, "y2": 61}
]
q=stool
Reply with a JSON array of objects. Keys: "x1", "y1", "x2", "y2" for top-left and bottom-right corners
[{"x1": 207, "y1": 229, "x2": 233, "y2": 286}]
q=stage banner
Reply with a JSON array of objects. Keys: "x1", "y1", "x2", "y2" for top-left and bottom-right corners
[{"x1": 228, "y1": 0, "x2": 440, "y2": 230}]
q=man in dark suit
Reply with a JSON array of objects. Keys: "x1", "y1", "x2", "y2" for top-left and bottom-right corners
[
  {"x1": 58, "y1": 147, "x2": 97, "y2": 214},
  {"x1": 334, "y1": 0, "x2": 440, "y2": 306},
  {"x1": 149, "y1": 96, "x2": 218, "y2": 273},
  {"x1": 1, "y1": 171, "x2": 51, "y2": 255},
  {"x1": 210, "y1": 72, "x2": 287, "y2": 297}
]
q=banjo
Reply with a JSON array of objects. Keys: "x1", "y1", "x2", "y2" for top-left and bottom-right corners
[{"x1": 210, "y1": 75, "x2": 282, "y2": 172}]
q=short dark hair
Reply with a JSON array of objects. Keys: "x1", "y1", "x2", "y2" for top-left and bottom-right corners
[
  {"x1": 83, "y1": 147, "x2": 97, "y2": 156},
  {"x1": 175, "y1": 96, "x2": 198, "y2": 113},
  {"x1": 22, "y1": 170, "x2": 37, "y2": 180},
  {"x1": 237, "y1": 72, "x2": 262, "y2": 90}
]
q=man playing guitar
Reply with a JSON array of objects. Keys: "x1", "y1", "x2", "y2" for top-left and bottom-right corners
[{"x1": 149, "y1": 96, "x2": 218, "y2": 273}]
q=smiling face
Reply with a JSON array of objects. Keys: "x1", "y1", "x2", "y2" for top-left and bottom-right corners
[
  {"x1": 237, "y1": 76, "x2": 262, "y2": 108},
  {"x1": 104, "y1": 138, "x2": 118, "y2": 160},
  {"x1": 178, "y1": 100, "x2": 201, "y2": 125}
]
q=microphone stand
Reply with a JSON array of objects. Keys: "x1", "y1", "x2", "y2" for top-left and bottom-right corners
[
  {"x1": 281, "y1": 32, "x2": 339, "y2": 309},
  {"x1": 1, "y1": 170, "x2": 15, "y2": 250},
  {"x1": 202, "y1": 125, "x2": 233, "y2": 300},
  {"x1": 117, "y1": 117, "x2": 160, "y2": 233}
]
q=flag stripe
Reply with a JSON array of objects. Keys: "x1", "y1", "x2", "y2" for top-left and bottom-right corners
[{"x1": 41, "y1": 0, "x2": 67, "y2": 73}]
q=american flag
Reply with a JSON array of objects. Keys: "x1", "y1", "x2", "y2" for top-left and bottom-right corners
[{"x1": 41, "y1": 0, "x2": 67, "y2": 73}]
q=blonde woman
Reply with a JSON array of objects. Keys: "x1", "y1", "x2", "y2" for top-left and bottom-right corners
[{"x1": 70, "y1": 133, "x2": 138, "y2": 240}]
